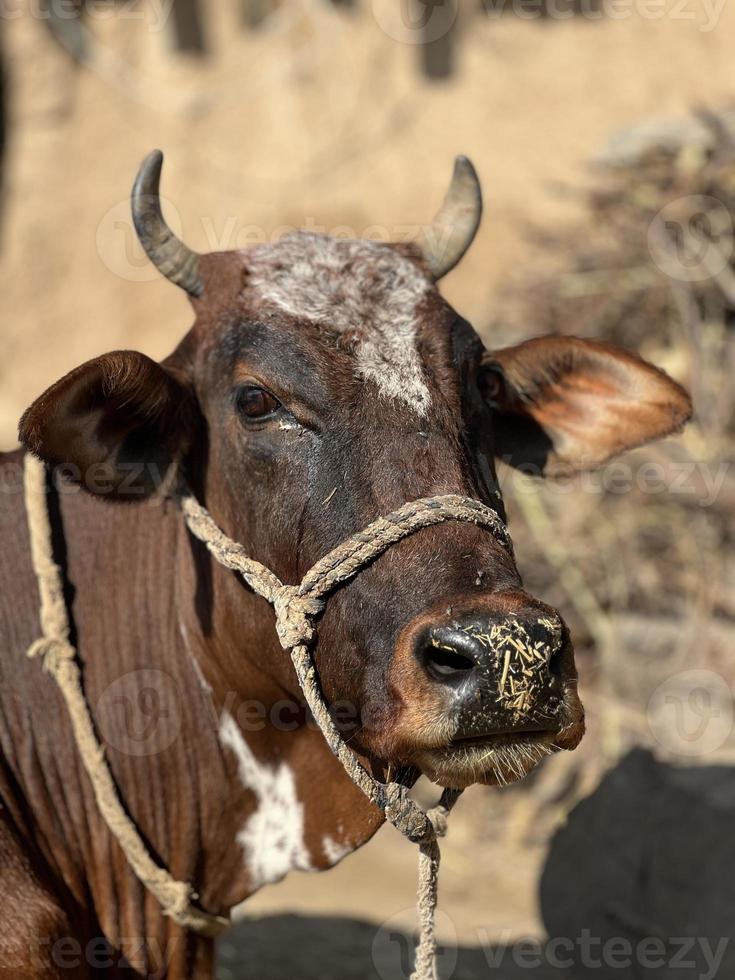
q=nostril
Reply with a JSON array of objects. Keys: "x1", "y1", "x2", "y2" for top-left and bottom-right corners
[
  {"x1": 548, "y1": 644, "x2": 563, "y2": 678},
  {"x1": 421, "y1": 641, "x2": 476, "y2": 684}
]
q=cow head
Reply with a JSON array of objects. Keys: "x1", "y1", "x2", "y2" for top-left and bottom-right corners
[{"x1": 19, "y1": 152, "x2": 691, "y2": 789}]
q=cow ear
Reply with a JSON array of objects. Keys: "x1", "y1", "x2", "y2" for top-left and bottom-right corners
[
  {"x1": 482, "y1": 335, "x2": 692, "y2": 476},
  {"x1": 19, "y1": 350, "x2": 193, "y2": 499}
]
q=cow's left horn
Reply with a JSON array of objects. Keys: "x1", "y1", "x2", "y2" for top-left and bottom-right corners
[
  {"x1": 416, "y1": 156, "x2": 482, "y2": 280},
  {"x1": 131, "y1": 150, "x2": 203, "y2": 297}
]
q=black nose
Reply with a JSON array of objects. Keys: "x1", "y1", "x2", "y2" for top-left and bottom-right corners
[{"x1": 417, "y1": 613, "x2": 565, "y2": 736}]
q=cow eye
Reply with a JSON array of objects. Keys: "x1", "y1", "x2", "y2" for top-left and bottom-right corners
[{"x1": 235, "y1": 384, "x2": 281, "y2": 420}]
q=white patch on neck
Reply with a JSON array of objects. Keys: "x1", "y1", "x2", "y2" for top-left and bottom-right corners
[
  {"x1": 218, "y1": 711, "x2": 312, "y2": 887},
  {"x1": 322, "y1": 834, "x2": 353, "y2": 866},
  {"x1": 243, "y1": 232, "x2": 433, "y2": 416}
]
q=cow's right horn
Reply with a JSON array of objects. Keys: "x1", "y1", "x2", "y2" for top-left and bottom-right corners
[
  {"x1": 131, "y1": 150, "x2": 203, "y2": 297},
  {"x1": 416, "y1": 156, "x2": 483, "y2": 281}
]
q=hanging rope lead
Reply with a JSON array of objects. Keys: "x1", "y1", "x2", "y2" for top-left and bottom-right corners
[{"x1": 24, "y1": 452, "x2": 514, "y2": 980}]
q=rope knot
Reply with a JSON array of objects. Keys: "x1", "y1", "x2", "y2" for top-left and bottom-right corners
[
  {"x1": 426, "y1": 804, "x2": 450, "y2": 839},
  {"x1": 27, "y1": 636, "x2": 75, "y2": 674},
  {"x1": 384, "y1": 783, "x2": 436, "y2": 844},
  {"x1": 273, "y1": 586, "x2": 325, "y2": 650}
]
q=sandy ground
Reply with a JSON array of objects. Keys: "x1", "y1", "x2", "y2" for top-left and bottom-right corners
[
  {"x1": 3, "y1": 0, "x2": 735, "y2": 444},
  {"x1": 218, "y1": 794, "x2": 556, "y2": 979},
  {"x1": 2, "y1": 3, "x2": 734, "y2": 977}
]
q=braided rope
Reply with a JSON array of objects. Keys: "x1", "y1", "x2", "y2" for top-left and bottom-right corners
[
  {"x1": 181, "y1": 490, "x2": 513, "y2": 979},
  {"x1": 24, "y1": 453, "x2": 513, "y2": 979}
]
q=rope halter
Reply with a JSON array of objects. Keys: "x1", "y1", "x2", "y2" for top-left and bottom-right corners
[
  {"x1": 24, "y1": 451, "x2": 514, "y2": 980},
  {"x1": 180, "y1": 490, "x2": 514, "y2": 978}
]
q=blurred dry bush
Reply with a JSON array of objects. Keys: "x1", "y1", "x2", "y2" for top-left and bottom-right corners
[{"x1": 464, "y1": 109, "x2": 735, "y2": 848}]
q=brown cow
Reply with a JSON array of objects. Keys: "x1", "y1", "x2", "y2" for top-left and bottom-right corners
[{"x1": 0, "y1": 152, "x2": 690, "y2": 978}]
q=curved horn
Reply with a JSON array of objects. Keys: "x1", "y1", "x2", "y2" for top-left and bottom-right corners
[
  {"x1": 416, "y1": 156, "x2": 482, "y2": 280},
  {"x1": 131, "y1": 150, "x2": 203, "y2": 297}
]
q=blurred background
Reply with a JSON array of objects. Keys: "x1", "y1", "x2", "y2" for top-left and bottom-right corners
[{"x1": 2, "y1": 1, "x2": 735, "y2": 976}]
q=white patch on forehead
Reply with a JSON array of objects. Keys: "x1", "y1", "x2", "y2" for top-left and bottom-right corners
[
  {"x1": 243, "y1": 231, "x2": 433, "y2": 416},
  {"x1": 218, "y1": 710, "x2": 312, "y2": 887}
]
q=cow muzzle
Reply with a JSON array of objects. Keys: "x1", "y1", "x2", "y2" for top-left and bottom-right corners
[
  {"x1": 182, "y1": 488, "x2": 583, "y2": 792},
  {"x1": 418, "y1": 611, "x2": 564, "y2": 736},
  {"x1": 390, "y1": 599, "x2": 584, "y2": 788}
]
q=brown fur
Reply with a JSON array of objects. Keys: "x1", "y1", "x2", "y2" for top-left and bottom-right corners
[{"x1": 3, "y1": 235, "x2": 691, "y2": 977}]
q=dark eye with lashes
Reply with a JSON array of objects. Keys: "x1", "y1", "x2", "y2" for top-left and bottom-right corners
[{"x1": 234, "y1": 384, "x2": 281, "y2": 421}]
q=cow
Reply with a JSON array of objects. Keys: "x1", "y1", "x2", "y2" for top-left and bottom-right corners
[{"x1": 0, "y1": 151, "x2": 691, "y2": 978}]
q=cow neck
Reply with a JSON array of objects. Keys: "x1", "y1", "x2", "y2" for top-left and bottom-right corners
[{"x1": 24, "y1": 451, "x2": 513, "y2": 980}]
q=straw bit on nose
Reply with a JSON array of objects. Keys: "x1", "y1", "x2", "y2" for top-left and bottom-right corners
[{"x1": 460, "y1": 617, "x2": 562, "y2": 718}]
